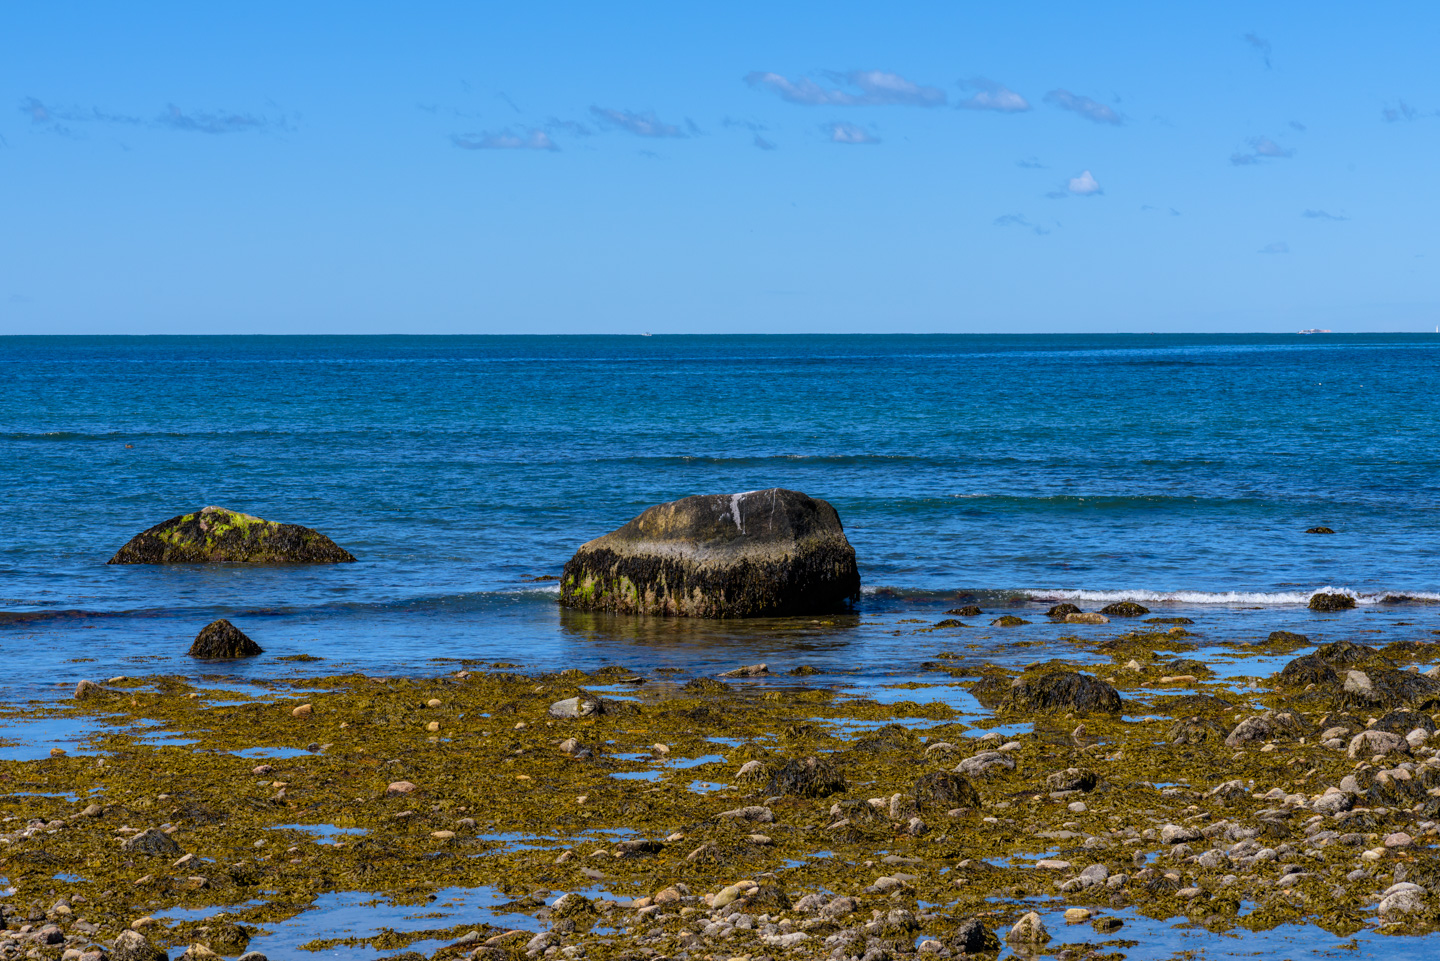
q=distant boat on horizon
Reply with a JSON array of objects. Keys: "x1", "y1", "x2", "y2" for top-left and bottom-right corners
[{"x1": 1297, "y1": 328, "x2": 1332, "y2": 334}]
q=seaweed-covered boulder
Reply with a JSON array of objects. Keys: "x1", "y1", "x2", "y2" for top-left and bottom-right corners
[
  {"x1": 1309, "y1": 592, "x2": 1356, "y2": 612},
  {"x1": 122, "y1": 827, "x2": 182, "y2": 858},
  {"x1": 1336, "y1": 670, "x2": 1440, "y2": 712},
  {"x1": 1225, "y1": 711, "x2": 1308, "y2": 748},
  {"x1": 1375, "y1": 709, "x2": 1437, "y2": 736},
  {"x1": 188, "y1": 619, "x2": 263, "y2": 659},
  {"x1": 1002, "y1": 672, "x2": 1122, "y2": 715},
  {"x1": 112, "y1": 931, "x2": 168, "y2": 961},
  {"x1": 950, "y1": 918, "x2": 1001, "y2": 955},
  {"x1": 990, "y1": 615, "x2": 1030, "y2": 627},
  {"x1": 1046, "y1": 603, "x2": 1081, "y2": 618},
  {"x1": 1100, "y1": 601, "x2": 1150, "y2": 617},
  {"x1": 1267, "y1": 630, "x2": 1310, "y2": 646},
  {"x1": 1278, "y1": 654, "x2": 1338, "y2": 688},
  {"x1": 1045, "y1": 767, "x2": 1097, "y2": 793},
  {"x1": 947, "y1": 605, "x2": 982, "y2": 617},
  {"x1": 109, "y1": 507, "x2": 355, "y2": 565},
  {"x1": 1306, "y1": 526, "x2": 1335, "y2": 534},
  {"x1": 767, "y1": 756, "x2": 848, "y2": 798},
  {"x1": 558, "y1": 489, "x2": 859, "y2": 618},
  {"x1": 1170, "y1": 715, "x2": 1228, "y2": 745},
  {"x1": 913, "y1": 771, "x2": 981, "y2": 810}
]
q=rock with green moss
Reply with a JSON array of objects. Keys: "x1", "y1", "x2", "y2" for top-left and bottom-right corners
[
  {"x1": 109, "y1": 506, "x2": 356, "y2": 564},
  {"x1": 558, "y1": 488, "x2": 859, "y2": 617},
  {"x1": 189, "y1": 619, "x2": 263, "y2": 658}
]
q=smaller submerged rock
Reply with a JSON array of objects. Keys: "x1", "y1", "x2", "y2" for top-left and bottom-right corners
[
  {"x1": 1046, "y1": 603, "x2": 1081, "y2": 618},
  {"x1": 1309, "y1": 592, "x2": 1356, "y2": 612},
  {"x1": 1100, "y1": 600, "x2": 1150, "y2": 617},
  {"x1": 1305, "y1": 526, "x2": 1335, "y2": 534},
  {"x1": 189, "y1": 619, "x2": 263, "y2": 659},
  {"x1": 109, "y1": 506, "x2": 355, "y2": 565}
]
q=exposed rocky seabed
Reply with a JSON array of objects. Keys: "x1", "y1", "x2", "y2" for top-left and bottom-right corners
[{"x1": 3, "y1": 603, "x2": 1440, "y2": 961}]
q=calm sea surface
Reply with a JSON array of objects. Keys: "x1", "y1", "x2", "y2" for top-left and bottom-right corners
[{"x1": 2, "y1": 334, "x2": 1438, "y2": 695}]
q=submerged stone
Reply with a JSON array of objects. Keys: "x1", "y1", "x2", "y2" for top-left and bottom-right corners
[
  {"x1": 1046, "y1": 603, "x2": 1081, "y2": 618},
  {"x1": 109, "y1": 506, "x2": 355, "y2": 564},
  {"x1": 1308, "y1": 592, "x2": 1356, "y2": 612},
  {"x1": 1100, "y1": 601, "x2": 1150, "y2": 617},
  {"x1": 188, "y1": 619, "x2": 263, "y2": 659},
  {"x1": 558, "y1": 488, "x2": 860, "y2": 618}
]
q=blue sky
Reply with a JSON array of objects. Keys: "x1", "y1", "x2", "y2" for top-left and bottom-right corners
[{"x1": 2, "y1": 2, "x2": 1437, "y2": 334}]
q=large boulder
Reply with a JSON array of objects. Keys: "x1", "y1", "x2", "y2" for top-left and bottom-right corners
[
  {"x1": 558, "y1": 489, "x2": 859, "y2": 617},
  {"x1": 1000, "y1": 671, "x2": 1122, "y2": 715},
  {"x1": 109, "y1": 507, "x2": 355, "y2": 564},
  {"x1": 188, "y1": 619, "x2": 263, "y2": 659}
]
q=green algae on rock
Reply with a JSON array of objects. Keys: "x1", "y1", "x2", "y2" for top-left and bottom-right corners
[
  {"x1": 188, "y1": 619, "x2": 264, "y2": 659},
  {"x1": 558, "y1": 488, "x2": 860, "y2": 617},
  {"x1": 108, "y1": 506, "x2": 356, "y2": 564}
]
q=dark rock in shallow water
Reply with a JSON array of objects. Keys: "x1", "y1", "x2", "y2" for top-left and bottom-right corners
[
  {"x1": 1278, "y1": 654, "x2": 1338, "y2": 688},
  {"x1": 767, "y1": 756, "x2": 848, "y2": 799},
  {"x1": 1100, "y1": 600, "x2": 1150, "y2": 617},
  {"x1": 1305, "y1": 526, "x2": 1335, "y2": 534},
  {"x1": 934, "y1": 618, "x2": 966, "y2": 628},
  {"x1": 913, "y1": 771, "x2": 981, "y2": 810},
  {"x1": 189, "y1": 619, "x2": 263, "y2": 659},
  {"x1": 1309, "y1": 592, "x2": 1356, "y2": 612},
  {"x1": 558, "y1": 488, "x2": 859, "y2": 618},
  {"x1": 1046, "y1": 603, "x2": 1081, "y2": 618},
  {"x1": 1267, "y1": 630, "x2": 1310, "y2": 646},
  {"x1": 950, "y1": 918, "x2": 1001, "y2": 955},
  {"x1": 946, "y1": 605, "x2": 983, "y2": 617},
  {"x1": 990, "y1": 615, "x2": 1030, "y2": 627},
  {"x1": 109, "y1": 506, "x2": 355, "y2": 565},
  {"x1": 1002, "y1": 671, "x2": 1122, "y2": 715}
]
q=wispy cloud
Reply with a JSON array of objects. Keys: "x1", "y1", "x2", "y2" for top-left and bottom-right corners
[
  {"x1": 753, "y1": 134, "x2": 776, "y2": 151},
  {"x1": 1044, "y1": 89, "x2": 1122, "y2": 125},
  {"x1": 7, "y1": 293, "x2": 30, "y2": 304},
  {"x1": 1289, "y1": 120, "x2": 1307, "y2": 132},
  {"x1": 746, "y1": 70, "x2": 946, "y2": 107},
  {"x1": 1016, "y1": 157, "x2": 1046, "y2": 169},
  {"x1": 1302, "y1": 209, "x2": 1348, "y2": 221},
  {"x1": 1259, "y1": 241, "x2": 1290, "y2": 254},
  {"x1": 589, "y1": 106, "x2": 686, "y2": 137},
  {"x1": 1381, "y1": 101, "x2": 1420, "y2": 123},
  {"x1": 1243, "y1": 32, "x2": 1272, "y2": 69},
  {"x1": 956, "y1": 78, "x2": 1029, "y2": 113},
  {"x1": 20, "y1": 96, "x2": 142, "y2": 136},
  {"x1": 1230, "y1": 135, "x2": 1294, "y2": 165},
  {"x1": 158, "y1": 104, "x2": 290, "y2": 134},
  {"x1": 545, "y1": 118, "x2": 594, "y2": 137},
  {"x1": 451, "y1": 128, "x2": 557, "y2": 151},
  {"x1": 1067, "y1": 170, "x2": 1102, "y2": 195},
  {"x1": 824, "y1": 121, "x2": 879, "y2": 144},
  {"x1": 1141, "y1": 204, "x2": 1182, "y2": 216},
  {"x1": 994, "y1": 213, "x2": 1050, "y2": 236}
]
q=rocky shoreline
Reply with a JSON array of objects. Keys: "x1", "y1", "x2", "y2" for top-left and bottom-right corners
[{"x1": 2, "y1": 613, "x2": 1440, "y2": 960}]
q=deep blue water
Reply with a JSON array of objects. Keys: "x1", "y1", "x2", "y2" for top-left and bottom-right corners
[{"x1": 2, "y1": 334, "x2": 1439, "y2": 691}]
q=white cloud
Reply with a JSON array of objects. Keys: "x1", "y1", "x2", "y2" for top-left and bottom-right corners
[
  {"x1": 589, "y1": 107, "x2": 685, "y2": 138},
  {"x1": 746, "y1": 70, "x2": 945, "y2": 107},
  {"x1": 1068, "y1": 170, "x2": 1102, "y2": 195},
  {"x1": 1044, "y1": 89, "x2": 1122, "y2": 125},
  {"x1": 825, "y1": 121, "x2": 879, "y2": 144},
  {"x1": 957, "y1": 78, "x2": 1030, "y2": 113},
  {"x1": 451, "y1": 128, "x2": 557, "y2": 151},
  {"x1": 1231, "y1": 135, "x2": 1294, "y2": 165}
]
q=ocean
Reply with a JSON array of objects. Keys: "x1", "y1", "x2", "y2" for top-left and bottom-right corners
[{"x1": 2, "y1": 333, "x2": 1438, "y2": 696}]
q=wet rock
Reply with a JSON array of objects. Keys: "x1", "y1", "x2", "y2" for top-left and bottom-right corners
[
  {"x1": 1046, "y1": 603, "x2": 1081, "y2": 618},
  {"x1": 1225, "y1": 712, "x2": 1307, "y2": 748},
  {"x1": 957, "y1": 752, "x2": 1015, "y2": 777},
  {"x1": 112, "y1": 931, "x2": 168, "y2": 961},
  {"x1": 991, "y1": 615, "x2": 1030, "y2": 627},
  {"x1": 1336, "y1": 670, "x2": 1440, "y2": 712},
  {"x1": 718, "y1": 805, "x2": 773, "y2": 823},
  {"x1": 1006, "y1": 911, "x2": 1050, "y2": 944},
  {"x1": 188, "y1": 619, "x2": 263, "y2": 659},
  {"x1": 1100, "y1": 601, "x2": 1150, "y2": 617},
  {"x1": 1378, "y1": 884, "x2": 1426, "y2": 919},
  {"x1": 548, "y1": 695, "x2": 604, "y2": 719},
  {"x1": 1065, "y1": 612, "x2": 1109, "y2": 624},
  {"x1": 206, "y1": 923, "x2": 250, "y2": 955},
  {"x1": 736, "y1": 759, "x2": 766, "y2": 780},
  {"x1": 1045, "y1": 768, "x2": 1098, "y2": 793},
  {"x1": 950, "y1": 918, "x2": 1000, "y2": 954},
  {"x1": 934, "y1": 619, "x2": 966, "y2": 628},
  {"x1": 122, "y1": 828, "x2": 182, "y2": 858},
  {"x1": 74, "y1": 679, "x2": 104, "y2": 700},
  {"x1": 913, "y1": 771, "x2": 981, "y2": 810},
  {"x1": 947, "y1": 605, "x2": 983, "y2": 617},
  {"x1": 109, "y1": 505, "x2": 355, "y2": 564},
  {"x1": 1278, "y1": 654, "x2": 1338, "y2": 688},
  {"x1": 719, "y1": 663, "x2": 769, "y2": 677},
  {"x1": 558, "y1": 488, "x2": 860, "y2": 617},
  {"x1": 767, "y1": 756, "x2": 848, "y2": 798},
  {"x1": 1268, "y1": 630, "x2": 1310, "y2": 646},
  {"x1": 1308, "y1": 592, "x2": 1356, "y2": 612},
  {"x1": 1160, "y1": 823, "x2": 1201, "y2": 843},
  {"x1": 1002, "y1": 671, "x2": 1122, "y2": 715},
  {"x1": 1168, "y1": 715, "x2": 1228, "y2": 745},
  {"x1": 1348, "y1": 730, "x2": 1410, "y2": 759}
]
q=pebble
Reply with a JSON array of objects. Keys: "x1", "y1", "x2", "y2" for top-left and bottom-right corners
[
  {"x1": 426, "y1": 698, "x2": 441, "y2": 708},
  {"x1": 426, "y1": 721, "x2": 440, "y2": 732},
  {"x1": 291, "y1": 704, "x2": 312, "y2": 717},
  {"x1": 386, "y1": 781, "x2": 417, "y2": 794},
  {"x1": 1064, "y1": 908, "x2": 1092, "y2": 922}
]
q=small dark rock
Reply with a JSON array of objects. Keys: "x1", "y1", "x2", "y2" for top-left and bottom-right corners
[
  {"x1": 1267, "y1": 630, "x2": 1310, "y2": 646},
  {"x1": 1309, "y1": 592, "x2": 1356, "y2": 612},
  {"x1": 950, "y1": 917, "x2": 1001, "y2": 954},
  {"x1": 1278, "y1": 655, "x2": 1337, "y2": 688},
  {"x1": 990, "y1": 615, "x2": 1030, "y2": 627},
  {"x1": 1100, "y1": 601, "x2": 1150, "y2": 617},
  {"x1": 767, "y1": 756, "x2": 848, "y2": 799},
  {"x1": 1003, "y1": 671, "x2": 1122, "y2": 715},
  {"x1": 946, "y1": 605, "x2": 983, "y2": 617},
  {"x1": 1374, "y1": 709, "x2": 1437, "y2": 736},
  {"x1": 913, "y1": 771, "x2": 981, "y2": 810},
  {"x1": 1046, "y1": 603, "x2": 1081, "y2": 618},
  {"x1": 122, "y1": 827, "x2": 182, "y2": 858},
  {"x1": 934, "y1": 618, "x2": 966, "y2": 628},
  {"x1": 1305, "y1": 526, "x2": 1335, "y2": 534},
  {"x1": 1045, "y1": 767, "x2": 1098, "y2": 793},
  {"x1": 188, "y1": 619, "x2": 263, "y2": 659}
]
